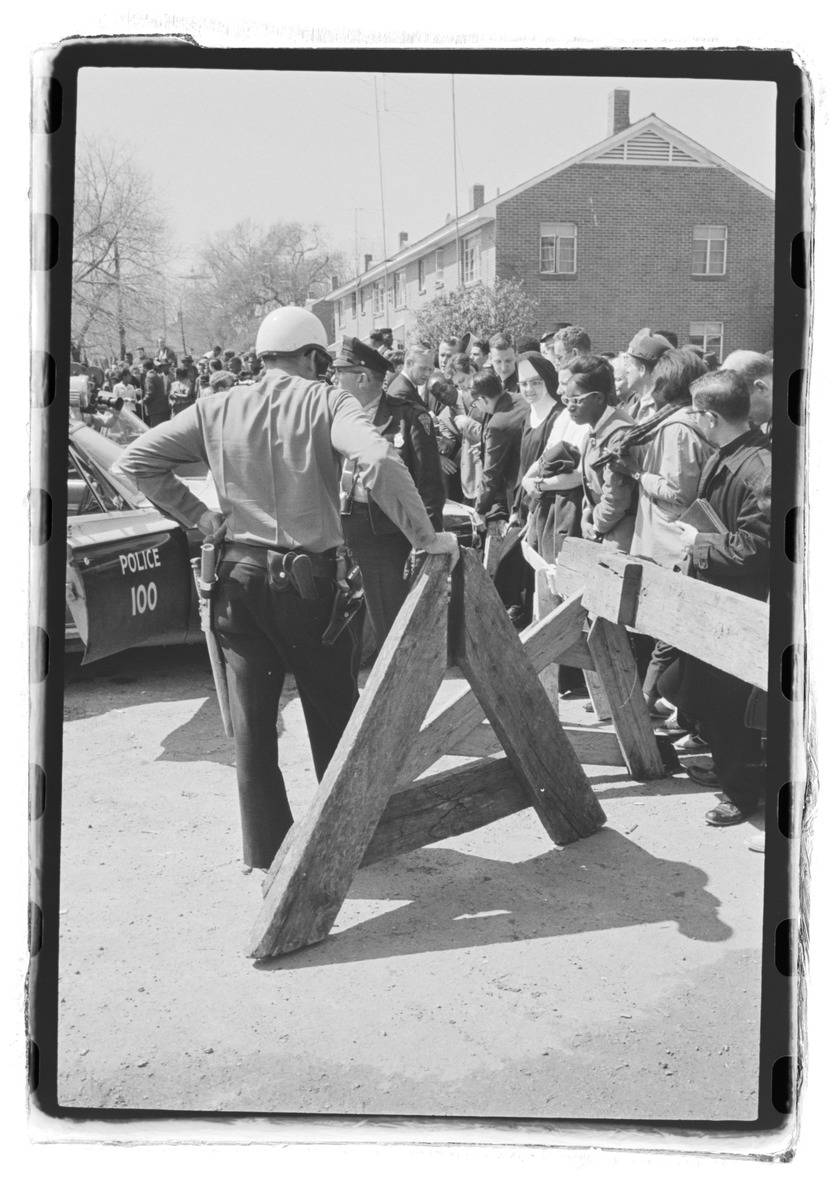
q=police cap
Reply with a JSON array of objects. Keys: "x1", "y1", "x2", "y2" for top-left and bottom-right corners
[{"x1": 333, "y1": 336, "x2": 392, "y2": 378}]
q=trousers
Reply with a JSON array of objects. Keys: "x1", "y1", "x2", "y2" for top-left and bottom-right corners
[
  {"x1": 342, "y1": 505, "x2": 411, "y2": 651},
  {"x1": 213, "y1": 558, "x2": 358, "y2": 869}
]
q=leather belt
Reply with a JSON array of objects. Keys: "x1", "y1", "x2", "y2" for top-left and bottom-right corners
[{"x1": 221, "y1": 542, "x2": 336, "y2": 577}]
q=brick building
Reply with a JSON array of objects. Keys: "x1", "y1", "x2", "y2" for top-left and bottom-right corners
[{"x1": 325, "y1": 89, "x2": 774, "y2": 360}]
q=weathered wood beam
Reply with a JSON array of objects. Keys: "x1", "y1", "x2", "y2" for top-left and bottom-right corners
[
  {"x1": 587, "y1": 617, "x2": 666, "y2": 781},
  {"x1": 249, "y1": 557, "x2": 451, "y2": 958},
  {"x1": 452, "y1": 551, "x2": 605, "y2": 844},
  {"x1": 362, "y1": 758, "x2": 530, "y2": 867},
  {"x1": 450, "y1": 720, "x2": 626, "y2": 766},
  {"x1": 396, "y1": 589, "x2": 589, "y2": 786},
  {"x1": 555, "y1": 538, "x2": 769, "y2": 690}
]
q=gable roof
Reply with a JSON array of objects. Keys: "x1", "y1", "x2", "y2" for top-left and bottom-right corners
[{"x1": 325, "y1": 111, "x2": 773, "y2": 300}]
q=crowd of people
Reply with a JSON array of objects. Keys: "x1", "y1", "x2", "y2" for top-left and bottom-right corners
[{"x1": 106, "y1": 306, "x2": 772, "y2": 870}]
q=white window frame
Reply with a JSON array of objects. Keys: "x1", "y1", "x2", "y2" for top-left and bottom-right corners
[
  {"x1": 417, "y1": 257, "x2": 426, "y2": 293},
  {"x1": 434, "y1": 248, "x2": 445, "y2": 288},
  {"x1": 688, "y1": 321, "x2": 724, "y2": 358},
  {"x1": 336, "y1": 298, "x2": 345, "y2": 329},
  {"x1": 692, "y1": 225, "x2": 728, "y2": 276},
  {"x1": 539, "y1": 222, "x2": 578, "y2": 275},
  {"x1": 395, "y1": 269, "x2": 406, "y2": 309},
  {"x1": 360, "y1": 286, "x2": 366, "y2": 316},
  {"x1": 461, "y1": 233, "x2": 480, "y2": 286},
  {"x1": 350, "y1": 291, "x2": 357, "y2": 320}
]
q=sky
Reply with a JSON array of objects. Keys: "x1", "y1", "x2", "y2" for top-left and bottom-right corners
[{"x1": 78, "y1": 68, "x2": 776, "y2": 277}]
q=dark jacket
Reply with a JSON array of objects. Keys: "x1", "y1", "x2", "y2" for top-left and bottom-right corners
[
  {"x1": 687, "y1": 427, "x2": 771, "y2": 599},
  {"x1": 384, "y1": 372, "x2": 446, "y2": 530},
  {"x1": 143, "y1": 369, "x2": 169, "y2": 420},
  {"x1": 474, "y1": 391, "x2": 528, "y2": 522}
]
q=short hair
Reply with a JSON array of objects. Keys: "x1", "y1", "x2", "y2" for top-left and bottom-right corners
[
  {"x1": 388, "y1": 351, "x2": 405, "y2": 371},
  {"x1": 650, "y1": 348, "x2": 710, "y2": 407},
  {"x1": 565, "y1": 354, "x2": 617, "y2": 404},
  {"x1": 471, "y1": 338, "x2": 490, "y2": 355},
  {"x1": 438, "y1": 336, "x2": 459, "y2": 349},
  {"x1": 516, "y1": 337, "x2": 541, "y2": 353},
  {"x1": 142, "y1": 359, "x2": 155, "y2": 371},
  {"x1": 209, "y1": 358, "x2": 224, "y2": 372},
  {"x1": 405, "y1": 339, "x2": 433, "y2": 361},
  {"x1": 229, "y1": 356, "x2": 242, "y2": 373},
  {"x1": 175, "y1": 366, "x2": 188, "y2": 380},
  {"x1": 470, "y1": 368, "x2": 504, "y2": 400},
  {"x1": 653, "y1": 330, "x2": 679, "y2": 348},
  {"x1": 451, "y1": 353, "x2": 473, "y2": 375},
  {"x1": 553, "y1": 326, "x2": 591, "y2": 358},
  {"x1": 722, "y1": 350, "x2": 773, "y2": 387},
  {"x1": 489, "y1": 333, "x2": 514, "y2": 351},
  {"x1": 691, "y1": 369, "x2": 751, "y2": 422}
]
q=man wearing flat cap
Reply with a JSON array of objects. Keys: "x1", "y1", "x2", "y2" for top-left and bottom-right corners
[
  {"x1": 622, "y1": 327, "x2": 673, "y2": 423},
  {"x1": 336, "y1": 335, "x2": 445, "y2": 650}
]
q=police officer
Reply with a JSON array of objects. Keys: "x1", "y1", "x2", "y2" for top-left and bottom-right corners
[
  {"x1": 385, "y1": 338, "x2": 446, "y2": 531},
  {"x1": 336, "y1": 336, "x2": 431, "y2": 651},
  {"x1": 118, "y1": 307, "x2": 458, "y2": 873}
]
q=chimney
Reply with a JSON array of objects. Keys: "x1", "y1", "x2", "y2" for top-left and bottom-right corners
[
  {"x1": 363, "y1": 254, "x2": 373, "y2": 272},
  {"x1": 398, "y1": 231, "x2": 409, "y2": 249},
  {"x1": 470, "y1": 183, "x2": 485, "y2": 210},
  {"x1": 608, "y1": 88, "x2": 630, "y2": 135}
]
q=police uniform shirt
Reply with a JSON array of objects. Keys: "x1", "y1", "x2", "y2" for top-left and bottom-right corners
[{"x1": 117, "y1": 368, "x2": 439, "y2": 553}]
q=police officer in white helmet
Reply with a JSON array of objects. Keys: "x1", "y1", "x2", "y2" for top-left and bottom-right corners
[{"x1": 119, "y1": 306, "x2": 458, "y2": 874}]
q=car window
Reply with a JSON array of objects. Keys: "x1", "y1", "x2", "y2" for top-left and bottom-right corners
[{"x1": 67, "y1": 448, "x2": 125, "y2": 516}]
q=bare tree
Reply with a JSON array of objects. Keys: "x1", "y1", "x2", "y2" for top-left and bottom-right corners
[
  {"x1": 181, "y1": 220, "x2": 347, "y2": 351},
  {"x1": 71, "y1": 138, "x2": 170, "y2": 361}
]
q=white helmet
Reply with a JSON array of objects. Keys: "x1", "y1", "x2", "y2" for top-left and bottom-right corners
[{"x1": 255, "y1": 306, "x2": 329, "y2": 357}]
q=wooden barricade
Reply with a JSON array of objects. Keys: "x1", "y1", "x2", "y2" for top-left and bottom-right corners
[
  {"x1": 248, "y1": 538, "x2": 768, "y2": 960},
  {"x1": 249, "y1": 549, "x2": 606, "y2": 959}
]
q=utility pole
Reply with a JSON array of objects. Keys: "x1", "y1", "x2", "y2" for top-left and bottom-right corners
[
  {"x1": 451, "y1": 75, "x2": 462, "y2": 288},
  {"x1": 373, "y1": 74, "x2": 390, "y2": 326}
]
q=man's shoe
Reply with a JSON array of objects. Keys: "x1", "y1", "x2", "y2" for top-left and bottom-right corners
[
  {"x1": 685, "y1": 760, "x2": 720, "y2": 788},
  {"x1": 673, "y1": 732, "x2": 710, "y2": 754},
  {"x1": 663, "y1": 711, "x2": 685, "y2": 733},
  {"x1": 705, "y1": 799, "x2": 751, "y2": 827}
]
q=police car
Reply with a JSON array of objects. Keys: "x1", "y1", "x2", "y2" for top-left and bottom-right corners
[
  {"x1": 67, "y1": 420, "x2": 483, "y2": 665},
  {"x1": 66, "y1": 419, "x2": 212, "y2": 662}
]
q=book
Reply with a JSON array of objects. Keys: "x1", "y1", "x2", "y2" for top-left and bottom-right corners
[{"x1": 679, "y1": 498, "x2": 729, "y2": 534}]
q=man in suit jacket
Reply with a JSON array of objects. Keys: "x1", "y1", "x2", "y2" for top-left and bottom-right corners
[
  {"x1": 468, "y1": 368, "x2": 528, "y2": 524},
  {"x1": 385, "y1": 340, "x2": 445, "y2": 531}
]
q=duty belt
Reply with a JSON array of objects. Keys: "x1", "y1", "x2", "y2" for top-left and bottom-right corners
[{"x1": 221, "y1": 542, "x2": 336, "y2": 577}]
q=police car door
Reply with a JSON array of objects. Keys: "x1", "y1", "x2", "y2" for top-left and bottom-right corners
[{"x1": 66, "y1": 427, "x2": 194, "y2": 663}]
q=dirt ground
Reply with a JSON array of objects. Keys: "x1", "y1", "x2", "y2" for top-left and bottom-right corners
[{"x1": 56, "y1": 643, "x2": 764, "y2": 1120}]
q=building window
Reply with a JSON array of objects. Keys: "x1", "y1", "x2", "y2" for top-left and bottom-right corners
[
  {"x1": 395, "y1": 270, "x2": 406, "y2": 309},
  {"x1": 418, "y1": 258, "x2": 426, "y2": 292},
  {"x1": 360, "y1": 286, "x2": 366, "y2": 315},
  {"x1": 539, "y1": 222, "x2": 577, "y2": 274},
  {"x1": 350, "y1": 291, "x2": 357, "y2": 320},
  {"x1": 692, "y1": 225, "x2": 728, "y2": 275},
  {"x1": 461, "y1": 234, "x2": 480, "y2": 285},
  {"x1": 373, "y1": 280, "x2": 384, "y2": 316},
  {"x1": 688, "y1": 321, "x2": 724, "y2": 358},
  {"x1": 435, "y1": 248, "x2": 445, "y2": 288},
  {"x1": 336, "y1": 298, "x2": 344, "y2": 328}
]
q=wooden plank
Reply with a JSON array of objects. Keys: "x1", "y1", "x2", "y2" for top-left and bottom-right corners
[
  {"x1": 453, "y1": 550, "x2": 605, "y2": 844},
  {"x1": 362, "y1": 758, "x2": 529, "y2": 867},
  {"x1": 483, "y1": 523, "x2": 524, "y2": 581},
  {"x1": 584, "y1": 666, "x2": 612, "y2": 721},
  {"x1": 249, "y1": 557, "x2": 451, "y2": 958},
  {"x1": 395, "y1": 589, "x2": 588, "y2": 786},
  {"x1": 555, "y1": 537, "x2": 769, "y2": 690},
  {"x1": 586, "y1": 617, "x2": 665, "y2": 781},
  {"x1": 557, "y1": 635, "x2": 595, "y2": 671},
  {"x1": 521, "y1": 539, "x2": 552, "y2": 574},
  {"x1": 451, "y1": 721, "x2": 626, "y2": 767},
  {"x1": 533, "y1": 567, "x2": 560, "y2": 708}
]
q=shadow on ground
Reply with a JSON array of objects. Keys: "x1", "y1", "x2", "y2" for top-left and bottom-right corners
[{"x1": 256, "y1": 827, "x2": 731, "y2": 972}]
